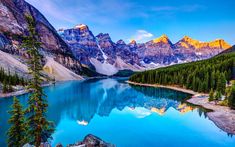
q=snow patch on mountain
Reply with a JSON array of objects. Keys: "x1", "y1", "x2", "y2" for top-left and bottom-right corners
[
  {"x1": 90, "y1": 58, "x2": 118, "y2": 75},
  {"x1": 96, "y1": 39, "x2": 108, "y2": 61}
]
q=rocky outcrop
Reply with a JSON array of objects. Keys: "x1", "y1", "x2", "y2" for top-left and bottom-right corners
[
  {"x1": 60, "y1": 25, "x2": 143, "y2": 75},
  {"x1": 140, "y1": 35, "x2": 176, "y2": 64},
  {"x1": 96, "y1": 33, "x2": 116, "y2": 64},
  {"x1": 0, "y1": 0, "x2": 70, "y2": 54},
  {"x1": 61, "y1": 24, "x2": 103, "y2": 67},
  {"x1": 0, "y1": 0, "x2": 83, "y2": 76},
  {"x1": 22, "y1": 135, "x2": 115, "y2": 147},
  {"x1": 68, "y1": 134, "x2": 115, "y2": 147},
  {"x1": 174, "y1": 36, "x2": 231, "y2": 59}
]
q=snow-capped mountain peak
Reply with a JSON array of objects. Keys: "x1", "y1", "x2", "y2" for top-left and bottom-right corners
[
  {"x1": 74, "y1": 24, "x2": 88, "y2": 30},
  {"x1": 153, "y1": 34, "x2": 171, "y2": 44},
  {"x1": 59, "y1": 24, "x2": 231, "y2": 75}
]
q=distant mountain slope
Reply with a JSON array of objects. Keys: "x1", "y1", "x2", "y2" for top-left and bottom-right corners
[
  {"x1": 0, "y1": 50, "x2": 28, "y2": 77},
  {"x1": 60, "y1": 24, "x2": 231, "y2": 75},
  {"x1": 219, "y1": 45, "x2": 235, "y2": 55},
  {"x1": 0, "y1": 0, "x2": 86, "y2": 79}
]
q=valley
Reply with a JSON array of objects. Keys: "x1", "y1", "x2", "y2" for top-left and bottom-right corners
[{"x1": 0, "y1": 0, "x2": 234, "y2": 146}]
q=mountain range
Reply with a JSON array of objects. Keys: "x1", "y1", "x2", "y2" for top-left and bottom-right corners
[
  {"x1": 59, "y1": 24, "x2": 231, "y2": 75},
  {"x1": 0, "y1": 0, "x2": 232, "y2": 78}
]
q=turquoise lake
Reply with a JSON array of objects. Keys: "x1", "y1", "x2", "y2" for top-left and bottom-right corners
[{"x1": 0, "y1": 78, "x2": 235, "y2": 147}]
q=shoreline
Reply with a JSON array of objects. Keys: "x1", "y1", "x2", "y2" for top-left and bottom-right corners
[
  {"x1": 0, "y1": 77, "x2": 102, "y2": 99},
  {"x1": 1, "y1": 80, "x2": 234, "y2": 134},
  {"x1": 126, "y1": 81, "x2": 199, "y2": 95},
  {"x1": 127, "y1": 80, "x2": 235, "y2": 134},
  {"x1": 0, "y1": 83, "x2": 53, "y2": 99}
]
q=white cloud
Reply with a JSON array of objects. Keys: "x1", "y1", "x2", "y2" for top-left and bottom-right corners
[{"x1": 129, "y1": 30, "x2": 154, "y2": 43}]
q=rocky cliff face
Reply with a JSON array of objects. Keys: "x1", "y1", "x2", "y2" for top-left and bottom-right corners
[
  {"x1": 174, "y1": 36, "x2": 231, "y2": 59},
  {"x1": 0, "y1": 0, "x2": 82, "y2": 76},
  {"x1": 67, "y1": 134, "x2": 115, "y2": 147},
  {"x1": 140, "y1": 35, "x2": 176, "y2": 64},
  {"x1": 61, "y1": 25, "x2": 143, "y2": 75},
  {"x1": 61, "y1": 25, "x2": 231, "y2": 75},
  {"x1": 61, "y1": 24, "x2": 103, "y2": 68}
]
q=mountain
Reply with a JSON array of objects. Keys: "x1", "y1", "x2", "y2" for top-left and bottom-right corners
[
  {"x1": 219, "y1": 45, "x2": 235, "y2": 55},
  {"x1": 60, "y1": 24, "x2": 143, "y2": 75},
  {"x1": 60, "y1": 25, "x2": 231, "y2": 75},
  {"x1": 174, "y1": 36, "x2": 231, "y2": 59},
  {"x1": 0, "y1": 0, "x2": 84, "y2": 80}
]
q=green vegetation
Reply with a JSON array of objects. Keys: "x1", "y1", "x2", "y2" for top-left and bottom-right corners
[
  {"x1": 7, "y1": 15, "x2": 54, "y2": 147},
  {"x1": 209, "y1": 89, "x2": 214, "y2": 102},
  {"x1": 129, "y1": 52, "x2": 235, "y2": 109},
  {"x1": 130, "y1": 52, "x2": 234, "y2": 93},
  {"x1": 113, "y1": 69, "x2": 135, "y2": 77},
  {"x1": 81, "y1": 65, "x2": 104, "y2": 77},
  {"x1": 214, "y1": 91, "x2": 222, "y2": 103},
  {"x1": 22, "y1": 15, "x2": 54, "y2": 146},
  {"x1": 228, "y1": 84, "x2": 235, "y2": 109},
  {"x1": 7, "y1": 97, "x2": 28, "y2": 147},
  {"x1": 0, "y1": 67, "x2": 26, "y2": 93}
]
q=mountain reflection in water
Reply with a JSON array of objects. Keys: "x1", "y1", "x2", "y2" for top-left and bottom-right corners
[
  {"x1": 45, "y1": 78, "x2": 204, "y2": 125},
  {"x1": 0, "y1": 78, "x2": 224, "y2": 147}
]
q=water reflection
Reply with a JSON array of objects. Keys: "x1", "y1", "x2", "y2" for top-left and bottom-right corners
[
  {"x1": 45, "y1": 78, "x2": 201, "y2": 126},
  {"x1": 0, "y1": 78, "x2": 230, "y2": 147}
]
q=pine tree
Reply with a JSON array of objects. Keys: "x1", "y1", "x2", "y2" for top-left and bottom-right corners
[
  {"x1": 216, "y1": 73, "x2": 226, "y2": 94},
  {"x1": 228, "y1": 84, "x2": 235, "y2": 109},
  {"x1": 7, "y1": 97, "x2": 28, "y2": 147},
  {"x1": 215, "y1": 91, "x2": 222, "y2": 102},
  {"x1": 210, "y1": 70, "x2": 215, "y2": 89},
  {"x1": 209, "y1": 89, "x2": 214, "y2": 102},
  {"x1": 3, "y1": 80, "x2": 7, "y2": 93},
  {"x1": 8, "y1": 84, "x2": 13, "y2": 93},
  {"x1": 220, "y1": 73, "x2": 227, "y2": 94},
  {"x1": 22, "y1": 15, "x2": 54, "y2": 146},
  {"x1": 204, "y1": 72, "x2": 209, "y2": 91}
]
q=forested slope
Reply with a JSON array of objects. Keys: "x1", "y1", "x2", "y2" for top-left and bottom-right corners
[{"x1": 129, "y1": 51, "x2": 235, "y2": 94}]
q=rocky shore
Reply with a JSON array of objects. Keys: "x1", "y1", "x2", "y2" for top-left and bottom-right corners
[
  {"x1": 187, "y1": 98, "x2": 235, "y2": 134},
  {"x1": 127, "y1": 81, "x2": 235, "y2": 134},
  {"x1": 22, "y1": 134, "x2": 115, "y2": 147},
  {"x1": 0, "y1": 89, "x2": 28, "y2": 99},
  {"x1": 66, "y1": 134, "x2": 115, "y2": 147},
  {"x1": 0, "y1": 83, "x2": 53, "y2": 99}
]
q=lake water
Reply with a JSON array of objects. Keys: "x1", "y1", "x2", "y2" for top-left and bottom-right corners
[{"x1": 0, "y1": 78, "x2": 235, "y2": 147}]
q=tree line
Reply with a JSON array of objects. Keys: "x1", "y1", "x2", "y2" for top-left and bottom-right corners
[
  {"x1": 129, "y1": 52, "x2": 235, "y2": 109},
  {"x1": 0, "y1": 67, "x2": 26, "y2": 93}
]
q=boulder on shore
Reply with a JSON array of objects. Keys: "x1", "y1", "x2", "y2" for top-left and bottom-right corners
[{"x1": 67, "y1": 134, "x2": 115, "y2": 147}]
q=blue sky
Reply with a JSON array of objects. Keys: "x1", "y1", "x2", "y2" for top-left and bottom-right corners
[{"x1": 26, "y1": 0, "x2": 235, "y2": 45}]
